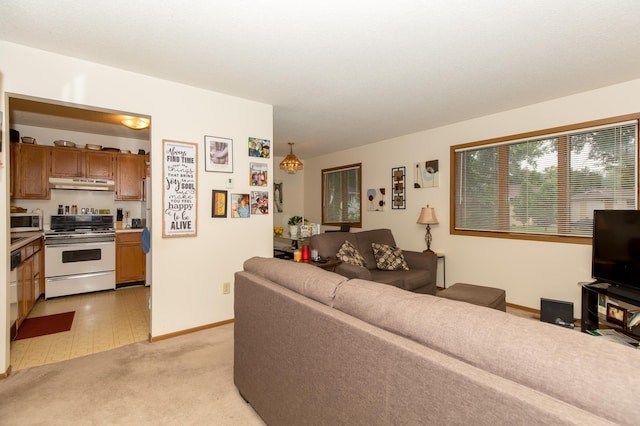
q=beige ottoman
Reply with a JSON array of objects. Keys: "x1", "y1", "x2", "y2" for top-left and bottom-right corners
[{"x1": 438, "y1": 283, "x2": 506, "y2": 311}]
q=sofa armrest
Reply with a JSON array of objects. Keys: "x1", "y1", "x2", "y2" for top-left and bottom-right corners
[
  {"x1": 334, "y1": 262, "x2": 372, "y2": 280},
  {"x1": 402, "y1": 250, "x2": 437, "y2": 272}
]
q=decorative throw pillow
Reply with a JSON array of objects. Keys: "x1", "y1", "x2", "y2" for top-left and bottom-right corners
[
  {"x1": 336, "y1": 240, "x2": 366, "y2": 267},
  {"x1": 372, "y1": 243, "x2": 409, "y2": 271}
]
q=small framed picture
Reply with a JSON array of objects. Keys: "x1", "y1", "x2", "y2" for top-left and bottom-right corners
[
  {"x1": 606, "y1": 303, "x2": 628, "y2": 327},
  {"x1": 250, "y1": 162, "x2": 268, "y2": 187},
  {"x1": 204, "y1": 135, "x2": 233, "y2": 173},
  {"x1": 212, "y1": 190, "x2": 228, "y2": 218},
  {"x1": 231, "y1": 193, "x2": 251, "y2": 218},
  {"x1": 251, "y1": 190, "x2": 269, "y2": 215},
  {"x1": 248, "y1": 137, "x2": 270, "y2": 158},
  {"x1": 391, "y1": 166, "x2": 406, "y2": 210}
]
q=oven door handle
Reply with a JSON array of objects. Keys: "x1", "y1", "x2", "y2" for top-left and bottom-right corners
[{"x1": 45, "y1": 271, "x2": 115, "y2": 281}]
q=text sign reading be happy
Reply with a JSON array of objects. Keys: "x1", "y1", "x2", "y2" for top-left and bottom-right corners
[{"x1": 163, "y1": 140, "x2": 198, "y2": 238}]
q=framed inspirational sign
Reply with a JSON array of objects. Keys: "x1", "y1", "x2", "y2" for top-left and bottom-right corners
[{"x1": 162, "y1": 139, "x2": 198, "y2": 238}]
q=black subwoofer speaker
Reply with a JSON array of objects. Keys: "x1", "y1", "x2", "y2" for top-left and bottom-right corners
[{"x1": 540, "y1": 298, "x2": 575, "y2": 328}]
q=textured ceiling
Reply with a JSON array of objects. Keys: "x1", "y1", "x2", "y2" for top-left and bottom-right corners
[{"x1": 1, "y1": 1, "x2": 640, "y2": 158}]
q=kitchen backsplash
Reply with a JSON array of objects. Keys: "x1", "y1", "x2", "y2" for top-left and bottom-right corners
[{"x1": 14, "y1": 192, "x2": 143, "y2": 229}]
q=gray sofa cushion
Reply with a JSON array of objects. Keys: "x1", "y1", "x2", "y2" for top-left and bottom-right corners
[
  {"x1": 333, "y1": 278, "x2": 640, "y2": 424},
  {"x1": 369, "y1": 269, "x2": 430, "y2": 292},
  {"x1": 243, "y1": 257, "x2": 346, "y2": 306}
]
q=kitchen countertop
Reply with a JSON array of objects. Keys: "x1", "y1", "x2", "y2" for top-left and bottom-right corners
[
  {"x1": 116, "y1": 228, "x2": 144, "y2": 233},
  {"x1": 10, "y1": 231, "x2": 44, "y2": 251}
]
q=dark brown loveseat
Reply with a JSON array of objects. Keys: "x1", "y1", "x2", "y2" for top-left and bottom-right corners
[{"x1": 309, "y1": 228, "x2": 437, "y2": 294}]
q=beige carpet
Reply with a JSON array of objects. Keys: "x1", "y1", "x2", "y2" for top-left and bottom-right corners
[{"x1": 0, "y1": 323, "x2": 265, "y2": 425}]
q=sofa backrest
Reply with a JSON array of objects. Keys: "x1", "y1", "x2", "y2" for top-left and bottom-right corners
[
  {"x1": 243, "y1": 256, "x2": 346, "y2": 306},
  {"x1": 309, "y1": 232, "x2": 358, "y2": 261},
  {"x1": 352, "y1": 229, "x2": 397, "y2": 269},
  {"x1": 333, "y1": 278, "x2": 640, "y2": 424}
]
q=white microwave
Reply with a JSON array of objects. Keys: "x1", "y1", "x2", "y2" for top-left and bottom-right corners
[{"x1": 10, "y1": 212, "x2": 43, "y2": 232}]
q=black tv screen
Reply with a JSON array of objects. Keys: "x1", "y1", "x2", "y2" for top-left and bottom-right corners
[{"x1": 592, "y1": 210, "x2": 640, "y2": 291}]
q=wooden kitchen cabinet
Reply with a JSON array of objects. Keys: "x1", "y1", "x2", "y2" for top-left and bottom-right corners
[
  {"x1": 115, "y1": 154, "x2": 144, "y2": 200},
  {"x1": 50, "y1": 146, "x2": 83, "y2": 177},
  {"x1": 51, "y1": 147, "x2": 115, "y2": 179},
  {"x1": 116, "y1": 231, "x2": 146, "y2": 284},
  {"x1": 11, "y1": 143, "x2": 49, "y2": 199},
  {"x1": 11, "y1": 143, "x2": 144, "y2": 200},
  {"x1": 16, "y1": 238, "x2": 43, "y2": 328},
  {"x1": 9, "y1": 143, "x2": 17, "y2": 198},
  {"x1": 85, "y1": 150, "x2": 115, "y2": 179}
]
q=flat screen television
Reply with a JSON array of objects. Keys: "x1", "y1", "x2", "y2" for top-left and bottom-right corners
[{"x1": 592, "y1": 209, "x2": 640, "y2": 300}]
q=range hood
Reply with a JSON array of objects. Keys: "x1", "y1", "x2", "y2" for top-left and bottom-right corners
[{"x1": 49, "y1": 177, "x2": 115, "y2": 191}]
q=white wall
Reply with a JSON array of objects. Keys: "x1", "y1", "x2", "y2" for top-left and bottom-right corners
[
  {"x1": 305, "y1": 78, "x2": 640, "y2": 316},
  {"x1": 0, "y1": 41, "x2": 273, "y2": 373}
]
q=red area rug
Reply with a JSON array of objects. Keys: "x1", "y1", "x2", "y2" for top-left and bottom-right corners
[{"x1": 15, "y1": 311, "x2": 75, "y2": 340}]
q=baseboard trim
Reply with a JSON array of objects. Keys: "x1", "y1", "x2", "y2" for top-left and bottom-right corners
[
  {"x1": 149, "y1": 318, "x2": 235, "y2": 343},
  {"x1": 506, "y1": 302, "x2": 540, "y2": 314},
  {"x1": 1, "y1": 365, "x2": 12, "y2": 380}
]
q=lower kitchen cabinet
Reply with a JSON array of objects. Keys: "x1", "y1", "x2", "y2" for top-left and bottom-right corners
[
  {"x1": 16, "y1": 238, "x2": 43, "y2": 328},
  {"x1": 116, "y1": 231, "x2": 146, "y2": 284}
]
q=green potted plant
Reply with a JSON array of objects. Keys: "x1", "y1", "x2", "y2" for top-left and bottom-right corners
[{"x1": 288, "y1": 215, "x2": 304, "y2": 238}]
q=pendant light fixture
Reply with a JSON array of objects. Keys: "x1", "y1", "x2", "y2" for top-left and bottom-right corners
[
  {"x1": 279, "y1": 142, "x2": 304, "y2": 174},
  {"x1": 121, "y1": 116, "x2": 150, "y2": 130}
]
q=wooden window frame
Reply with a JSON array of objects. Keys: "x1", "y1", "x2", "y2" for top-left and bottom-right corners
[
  {"x1": 450, "y1": 113, "x2": 640, "y2": 245},
  {"x1": 321, "y1": 163, "x2": 362, "y2": 228}
]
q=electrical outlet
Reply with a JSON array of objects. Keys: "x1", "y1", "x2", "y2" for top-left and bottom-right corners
[{"x1": 223, "y1": 282, "x2": 231, "y2": 295}]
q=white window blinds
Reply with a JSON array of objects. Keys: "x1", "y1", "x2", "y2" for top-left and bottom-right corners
[{"x1": 454, "y1": 120, "x2": 637, "y2": 238}]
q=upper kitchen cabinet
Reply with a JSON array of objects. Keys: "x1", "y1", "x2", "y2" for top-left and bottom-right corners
[
  {"x1": 85, "y1": 150, "x2": 115, "y2": 180},
  {"x1": 50, "y1": 147, "x2": 116, "y2": 179},
  {"x1": 11, "y1": 143, "x2": 50, "y2": 199},
  {"x1": 50, "y1": 146, "x2": 83, "y2": 177},
  {"x1": 115, "y1": 154, "x2": 144, "y2": 200}
]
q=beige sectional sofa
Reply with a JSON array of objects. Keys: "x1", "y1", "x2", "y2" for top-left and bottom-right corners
[{"x1": 234, "y1": 257, "x2": 640, "y2": 425}]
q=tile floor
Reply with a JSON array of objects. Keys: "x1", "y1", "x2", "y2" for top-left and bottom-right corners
[{"x1": 10, "y1": 285, "x2": 150, "y2": 371}]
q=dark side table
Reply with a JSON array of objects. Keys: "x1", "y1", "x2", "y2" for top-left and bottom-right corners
[{"x1": 296, "y1": 258, "x2": 341, "y2": 272}]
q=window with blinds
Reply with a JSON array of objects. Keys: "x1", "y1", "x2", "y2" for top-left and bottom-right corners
[
  {"x1": 452, "y1": 115, "x2": 638, "y2": 242},
  {"x1": 322, "y1": 163, "x2": 362, "y2": 227}
]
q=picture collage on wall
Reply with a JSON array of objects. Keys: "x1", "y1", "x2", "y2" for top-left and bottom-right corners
[{"x1": 209, "y1": 135, "x2": 272, "y2": 218}]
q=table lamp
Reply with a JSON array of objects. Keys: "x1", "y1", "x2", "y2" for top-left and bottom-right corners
[{"x1": 417, "y1": 206, "x2": 439, "y2": 253}]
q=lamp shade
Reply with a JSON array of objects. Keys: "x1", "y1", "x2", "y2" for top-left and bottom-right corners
[
  {"x1": 417, "y1": 206, "x2": 439, "y2": 225},
  {"x1": 279, "y1": 142, "x2": 303, "y2": 174}
]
